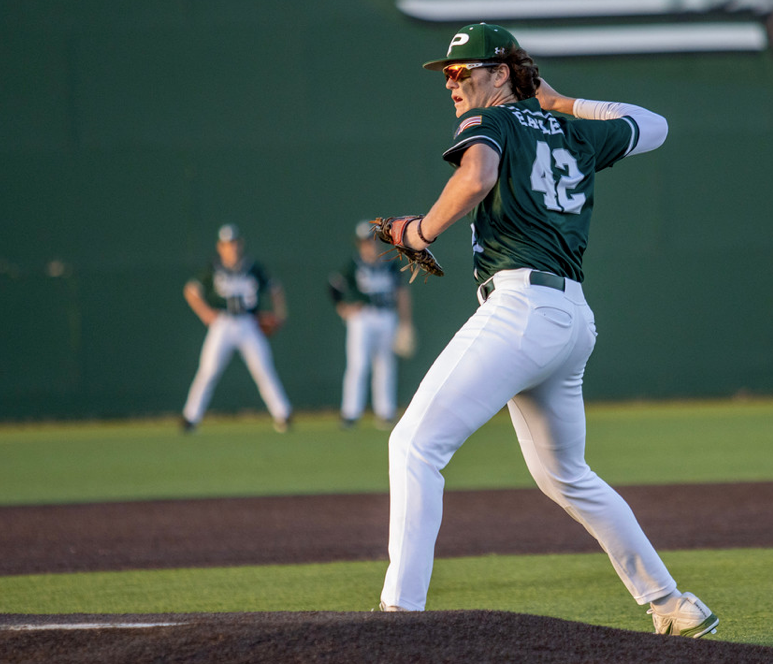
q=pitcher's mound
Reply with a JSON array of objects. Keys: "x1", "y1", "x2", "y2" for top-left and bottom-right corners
[{"x1": 2, "y1": 611, "x2": 771, "y2": 664}]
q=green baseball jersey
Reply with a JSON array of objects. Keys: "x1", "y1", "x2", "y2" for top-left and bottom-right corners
[
  {"x1": 443, "y1": 96, "x2": 639, "y2": 284},
  {"x1": 195, "y1": 257, "x2": 272, "y2": 314},
  {"x1": 334, "y1": 256, "x2": 403, "y2": 309}
]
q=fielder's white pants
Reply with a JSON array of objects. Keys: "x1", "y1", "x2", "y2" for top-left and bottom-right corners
[
  {"x1": 381, "y1": 269, "x2": 676, "y2": 611},
  {"x1": 341, "y1": 307, "x2": 398, "y2": 421},
  {"x1": 183, "y1": 314, "x2": 291, "y2": 423}
]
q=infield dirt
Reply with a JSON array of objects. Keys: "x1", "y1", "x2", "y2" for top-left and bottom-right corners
[{"x1": 2, "y1": 483, "x2": 772, "y2": 663}]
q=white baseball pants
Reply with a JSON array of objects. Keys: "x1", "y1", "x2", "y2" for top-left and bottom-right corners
[
  {"x1": 381, "y1": 269, "x2": 677, "y2": 611},
  {"x1": 341, "y1": 307, "x2": 398, "y2": 421},
  {"x1": 183, "y1": 314, "x2": 291, "y2": 424}
]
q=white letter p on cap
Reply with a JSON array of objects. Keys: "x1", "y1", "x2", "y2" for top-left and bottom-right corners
[{"x1": 447, "y1": 33, "x2": 469, "y2": 56}]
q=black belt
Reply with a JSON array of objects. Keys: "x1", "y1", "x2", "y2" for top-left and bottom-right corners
[
  {"x1": 480, "y1": 270, "x2": 565, "y2": 302},
  {"x1": 529, "y1": 271, "x2": 566, "y2": 291}
]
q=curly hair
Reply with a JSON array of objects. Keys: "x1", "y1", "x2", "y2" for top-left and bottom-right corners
[{"x1": 488, "y1": 46, "x2": 541, "y2": 101}]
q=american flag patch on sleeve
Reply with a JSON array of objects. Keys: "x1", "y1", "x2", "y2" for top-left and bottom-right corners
[{"x1": 454, "y1": 115, "x2": 482, "y2": 138}]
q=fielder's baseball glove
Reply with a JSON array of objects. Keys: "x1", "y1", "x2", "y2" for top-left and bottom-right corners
[
  {"x1": 257, "y1": 311, "x2": 284, "y2": 337},
  {"x1": 370, "y1": 216, "x2": 444, "y2": 283},
  {"x1": 392, "y1": 321, "x2": 417, "y2": 359}
]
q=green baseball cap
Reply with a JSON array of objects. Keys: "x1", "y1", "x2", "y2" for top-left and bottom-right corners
[{"x1": 423, "y1": 23, "x2": 519, "y2": 71}]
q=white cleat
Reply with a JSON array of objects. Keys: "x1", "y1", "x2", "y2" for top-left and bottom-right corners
[
  {"x1": 648, "y1": 592, "x2": 719, "y2": 638},
  {"x1": 379, "y1": 601, "x2": 410, "y2": 612}
]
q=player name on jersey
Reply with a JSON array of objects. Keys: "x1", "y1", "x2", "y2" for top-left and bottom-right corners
[{"x1": 509, "y1": 107, "x2": 564, "y2": 136}]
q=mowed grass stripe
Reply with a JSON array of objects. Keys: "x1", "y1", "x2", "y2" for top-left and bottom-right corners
[
  {"x1": 0, "y1": 549, "x2": 770, "y2": 646},
  {"x1": 1, "y1": 399, "x2": 772, "y2": 505}
]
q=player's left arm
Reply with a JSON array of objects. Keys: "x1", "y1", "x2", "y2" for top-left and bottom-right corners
[
  {"x1": 256, "y1": 279, "x2": 288, "y2": 337},
  {"x1": 268, "y1": 281, "x2": 288, "y2": 324},
  {"x1": 402, "y1": 142, "x2": 500, "y2": 250},
  {"x1": 393, "y1": 284, "x2": 417, "y2": 358},
  {"x1": 396, "y1": 284, "x2": 412, "y2": 325}
]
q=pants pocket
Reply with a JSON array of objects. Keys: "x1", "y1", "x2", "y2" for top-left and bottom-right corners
[
  {"x1": 522, "y1": 305, "x2": 574, "y2": 368},
  {"x1": 535, "y1": 305, "x2": 573, "y2": 328}
]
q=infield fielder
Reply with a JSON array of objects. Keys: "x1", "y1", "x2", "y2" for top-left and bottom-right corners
[{"x1": 181, "y1": 224, "x2": 292, "y2": 433}]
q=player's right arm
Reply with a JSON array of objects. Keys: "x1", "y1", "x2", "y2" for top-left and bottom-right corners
[
  {"x1": 184, "y1": 280, "x2": 219, "y2": 326},
  {"x1": 536, "y1": 78, "x2": 668, "y2": 156},
  {"x1": 330, "y1": 261, "x2": 365, "y2": 320}
]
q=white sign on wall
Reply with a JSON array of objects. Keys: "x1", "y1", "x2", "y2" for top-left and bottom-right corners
[{"x1": 397, "y1": 0, "x2": 773, "y2": 55}]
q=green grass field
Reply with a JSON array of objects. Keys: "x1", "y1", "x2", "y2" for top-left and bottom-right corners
[
  {"x1": 2, "y1": 399, "x2": 772, "y2": 505},
  {"x1": 2, "y1": 550, "x2": 771, "y2": 643},
  {"x1": 1, "y1": 399, "x2": 772, "y2": 646}
]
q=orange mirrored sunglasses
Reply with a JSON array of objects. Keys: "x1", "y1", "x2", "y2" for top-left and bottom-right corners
[{"x1": 443, "y1": 62, "x2": 501, "y2": 82}]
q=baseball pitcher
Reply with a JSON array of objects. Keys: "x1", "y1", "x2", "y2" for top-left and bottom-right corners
[{"x1": 376, "y1": 23, "x2": 718, "y2": 639}]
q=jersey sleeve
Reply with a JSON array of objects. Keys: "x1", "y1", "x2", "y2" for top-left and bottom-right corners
[
  {"x1": 338, "y1": 259, "x2": 365, "y2": 303},
  {"x1": 571, "y1": 117, "x2": 639, "y2": 171},
  {"x1": 250, "y1": 262, "x2": 273, "y2": 298},
  {"x1": 196, "y1": 262, "x2": 219, "y2": 308},
  {"x1": 388, "y1": 255, "x2": 406, "y2": 287},
  {"x1": 442, "y1": 109, "x2": 504, "y2": 166},
  {"x1": 193, "y1": 263, "x2": 214, "y2": 297},
  {"x1": 193, "y1": 262, "x2": 212, "y2": 287}
]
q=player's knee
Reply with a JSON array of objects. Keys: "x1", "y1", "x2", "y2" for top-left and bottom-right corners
[{"x1": 534, "y1": 465, "x2": 598, "y2": 502}]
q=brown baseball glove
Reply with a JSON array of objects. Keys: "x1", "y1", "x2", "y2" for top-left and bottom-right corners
[
  {"x1": 257, "y1": 311, "x2": 284, "y2": 337},
  {"x1": 370, "y1": 216, "x2": 444, "y2": 283}
]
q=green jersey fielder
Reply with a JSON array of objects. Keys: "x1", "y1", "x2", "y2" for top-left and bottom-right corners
[
  {"x1": 182, "y1": 224, "x2": 292, "y2": 433},
  {"x1": 378, "y1": 23, "x2": 718, "y2": 640},
  {"x1": 329, "y1": 222, "x2": 414, "y2": 429}
]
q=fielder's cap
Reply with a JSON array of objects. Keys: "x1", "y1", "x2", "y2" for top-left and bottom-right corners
[
  {"x1": 355, "y1": 220, "x2": 374, "y2": 240},
  {"x1": 218, "y1": 223, "x2": 241, "y2": 242},
  {"x1": 423, "y1": 23, "x2": 519, "y2": 71}
]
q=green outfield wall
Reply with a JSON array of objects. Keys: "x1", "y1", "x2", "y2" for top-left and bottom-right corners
[{"x1": 2, "y1": 2, "x2": 772, "y2": 421}]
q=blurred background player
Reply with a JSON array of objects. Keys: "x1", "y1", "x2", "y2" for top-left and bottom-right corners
[
  {"x1": 329, "y1": 221, "x2": 415, "y2": 430},
  {"x1": 181, "y1": 224, "x2": 292, "y2": 433}
]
